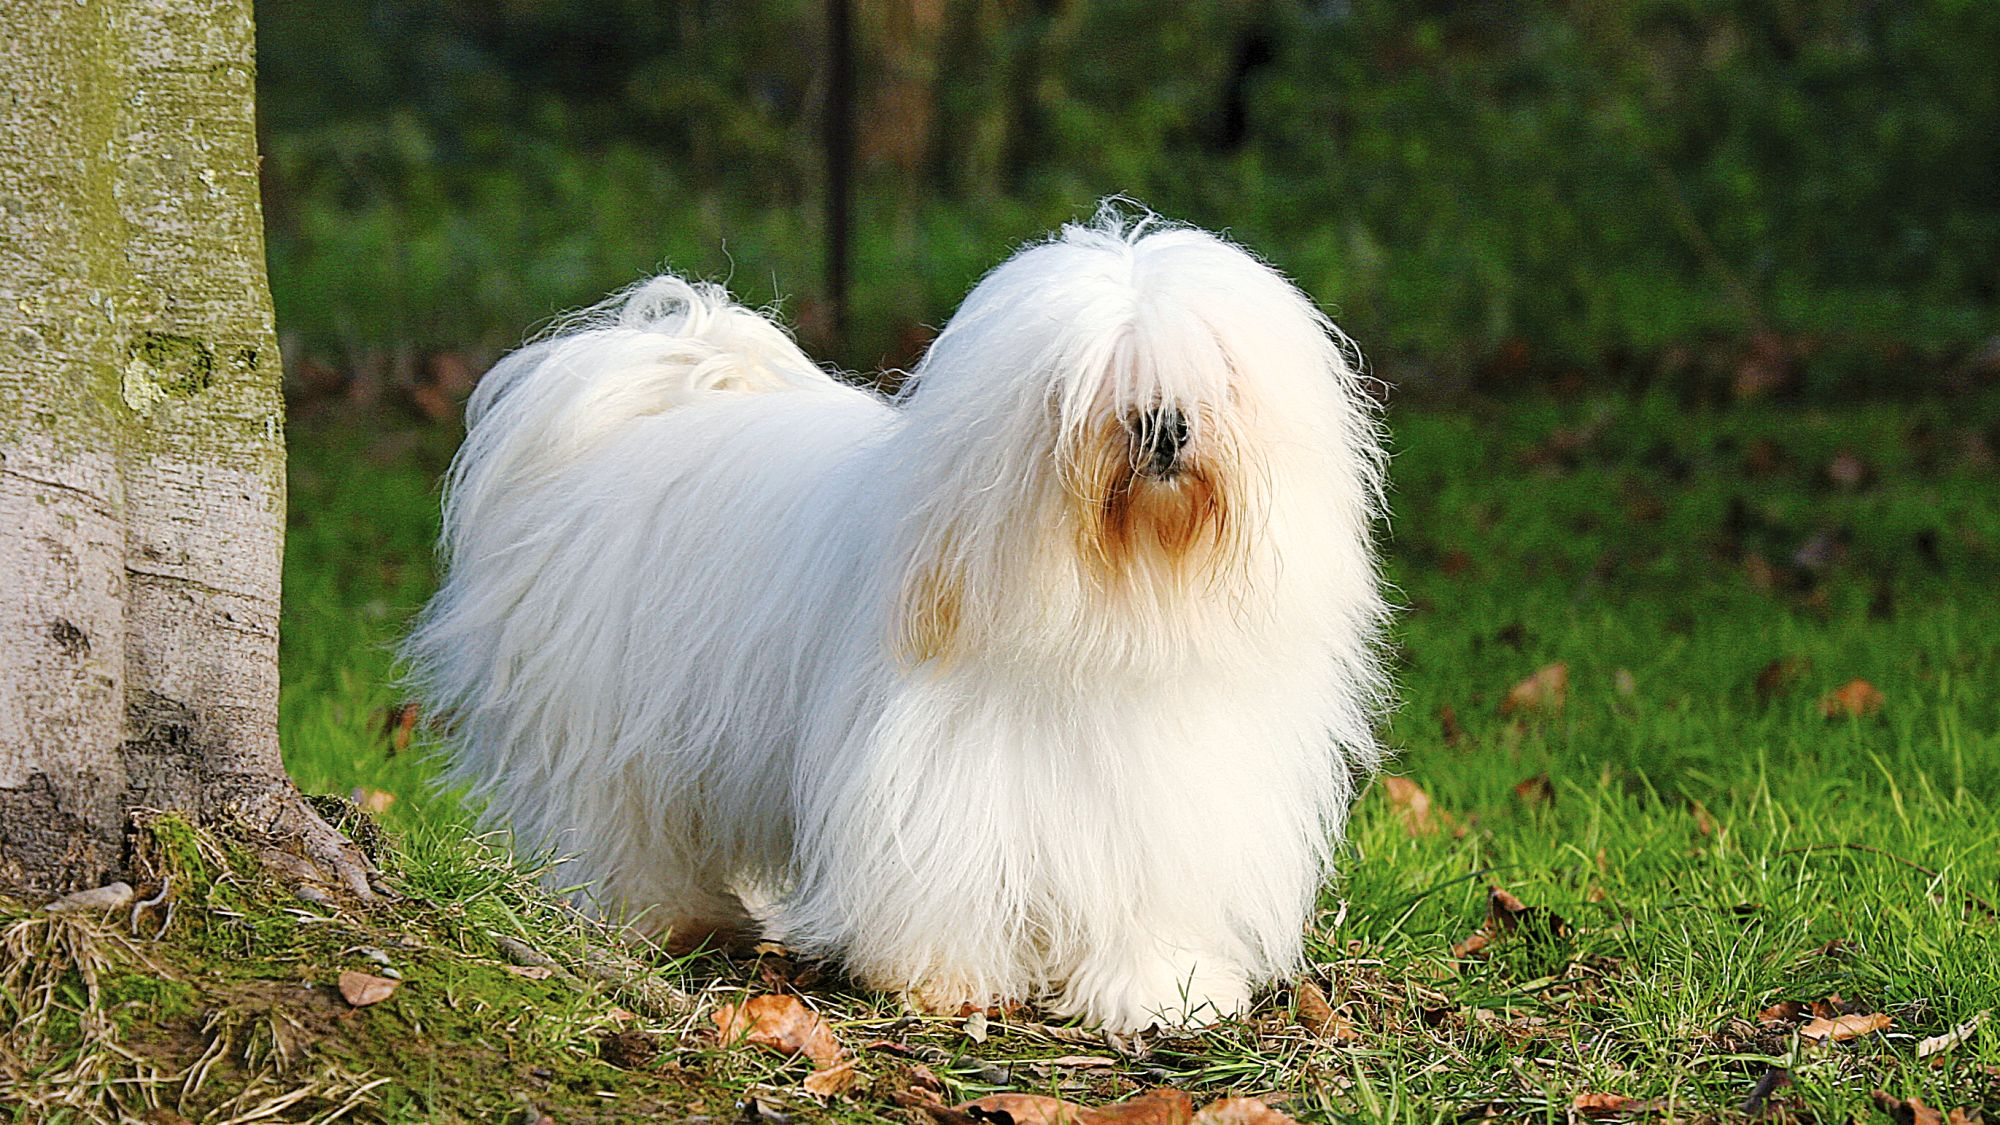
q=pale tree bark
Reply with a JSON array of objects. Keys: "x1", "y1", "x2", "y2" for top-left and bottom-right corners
[{"x1": 0, "y1": 0, "x2": 368, "y2": 895}]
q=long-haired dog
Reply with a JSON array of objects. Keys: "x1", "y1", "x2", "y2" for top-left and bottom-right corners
[{"x1": 405, "y1": 211, "x2": 1390, "y2": 1030}]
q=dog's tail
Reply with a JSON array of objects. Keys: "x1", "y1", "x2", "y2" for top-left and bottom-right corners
[
  {"x1": 456, "y1": 275, "x2": 830, "y2": 484},
  {"x1": 431, "y1": 273, "x2": 833, "y2": 578},
  {"x1": 405, "y1": 275, "x2": 831, "y2": 839}
]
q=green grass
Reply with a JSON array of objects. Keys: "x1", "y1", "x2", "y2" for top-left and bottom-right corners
[{"x1": 22, "y1": 386, "x2": 1994, "y2": 1123}]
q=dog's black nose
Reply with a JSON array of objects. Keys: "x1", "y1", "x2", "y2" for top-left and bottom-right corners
[{"x1": 1130, "y1": 408, "x2": 1191, "y2": 479}]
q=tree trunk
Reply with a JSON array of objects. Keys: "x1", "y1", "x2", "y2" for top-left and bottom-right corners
[{"x1": 0, "y1": 0, "x2": 368, "y2": 896}]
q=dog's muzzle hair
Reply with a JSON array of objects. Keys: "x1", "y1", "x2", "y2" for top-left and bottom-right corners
[
  {"x1": 1130, "y1": 407, "x2": 1191, "y2": 479},
  {"x1": 1086, "y1": 408, "x2": 1234, "y2": 581}
]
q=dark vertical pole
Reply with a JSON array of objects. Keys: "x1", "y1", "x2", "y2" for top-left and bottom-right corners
[{"x1": 826, "y1": 0, "x2": 853, "y2": 356}]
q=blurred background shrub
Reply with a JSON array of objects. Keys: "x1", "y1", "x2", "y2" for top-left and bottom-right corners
[{"x1": 258, "y1": 0, "x2": 2000, "y2": 396}]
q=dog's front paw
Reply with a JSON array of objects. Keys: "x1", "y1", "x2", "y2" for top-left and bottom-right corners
[
  {"x1": 855, "y1": 968, "x2": 995, "y2": 1018},
  {"x1": 1057, "y1": 948, "x2": 1251, "y2": 1032},
  {"x1": 907, "y1": 976, "x2": 995, "y2": 1017}
]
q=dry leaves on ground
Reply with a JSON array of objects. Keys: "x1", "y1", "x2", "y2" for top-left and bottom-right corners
[
  {"x1": 1916, "y1": 1012, "x2": 1988, "y2": 1059},
  {"x1": 1757, "y1": 1000, "x2": 1806, "y2": 1025},
  {"x1": 1192, "y1": 1100, "x2": 1301, "y2": 1125},
  {"x1": 350, "y1": 787, "x2": 395, "y2": 815},
  {"x1": 1380, "y1": 776, "x2": 1439, "y2": 836},
  {"x1": 1513, "y1": 774, "x2": 1554, "y2": 806},
  {"x1": 43, "y1": 882, "x2": 135, "y2": 914},
  {"x1": 1452, "y1": 885, "x2": 1570, "y2": 957},
  {"x1": 1293, "y1": 978, "x2": 1358, "y2": 1041},
  {"x1": 1571, "y1": 1093, "x2": 1665, "y2": 1119},
  {"x1": 1501, "y1": 663, "x2": 1569, "y2": 717},
  {"x1": 1819, "y1": 678, "x2": 1885, "y2": 718},
  {"x1": 1438, "y1": 703, "x2": 1465, "y2": 746},
  {"x1": 802, "y1": 1060, "x2": 861, "y2": 1097},
  {"x1": 337, "y1": 971, "x2": 399, "y2": 1007},
  {"x1": 378, "y1": 701, "x2": 421, "y2": 754},
  {"x1": 915, "y1": 1088, "x2": 1300, "y2": 1125},
  {"x1": 1690, "y1": 799, "x2": 1717, "y2": 837},
  {"x1": 1755, "y1": 658, "x2": 1806, "y2": 703},
  {"x1": 713, "y1": 993, "x2": 851, "y2": 1094},
  {"x1": 1871, "y1": 1091, "x2": 1946, "y2": 1125},
  {"x1": 1800, "y1": 1011, "x2": 1891, "y2": 1043}
]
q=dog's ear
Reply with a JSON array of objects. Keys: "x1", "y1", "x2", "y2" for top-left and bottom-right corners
[{"x1": 893, "y1": 537, "x2": 964, "y2": 668}]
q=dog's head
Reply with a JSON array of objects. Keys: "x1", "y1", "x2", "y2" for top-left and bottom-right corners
[{"x1": 891, "y1": 210, "x2": 1383, "y2": 671}]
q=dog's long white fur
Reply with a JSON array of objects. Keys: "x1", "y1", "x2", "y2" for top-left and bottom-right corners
[{"x1": 405, "y1": 213, "x2": 1390, "y2": 1030}]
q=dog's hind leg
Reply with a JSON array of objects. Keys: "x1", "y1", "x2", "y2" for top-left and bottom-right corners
[{"x1": 604, "y1": 859, "x2": 759, "y2": 955}]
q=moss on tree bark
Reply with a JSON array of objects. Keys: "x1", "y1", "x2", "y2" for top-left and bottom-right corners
[{"x1": 0, "y1": 0, "x2": 368, "y2": 895}]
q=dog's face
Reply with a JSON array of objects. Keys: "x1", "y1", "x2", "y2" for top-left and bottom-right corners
[
  {"x1": 892, "y1": 220, "x2": 1373, "y2": 670},
  {"x1": 1057, "y1": 371, "x2": 1247, "y2": 593}
]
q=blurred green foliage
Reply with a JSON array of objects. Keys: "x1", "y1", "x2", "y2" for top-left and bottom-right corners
[{"x1": 258, "y1": 0, "x2": 2000, "y2": 380}]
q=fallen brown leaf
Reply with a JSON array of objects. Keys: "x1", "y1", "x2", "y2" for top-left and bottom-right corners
[
  {"x1": 1691, "y1": 800, "x2": 1716, "y2": 838},
  {"x1": 1757, "y1": 1000, "x2": 1806, "y2": 1025},
  {"x1": 901, "y1": 1090, "x2": 978, "y2": 1125},
  {"x1": 337, "y1": 970, "x2": 399, "y2": 1007},
  {"x1": 1820, "y1": 679, "x2": 1884, "y2": 719},
  {"x1": 1380, "y1": 776, "x2": 1437, "y2": 836},
  {"x1": 1916, "y1": 1011, "x2": 1988, "y2": 1059},
  {"x1": 1452, "y1": 885, "x2": 1570, "y2": 958},
  {"x1": 803, "y1": 1060, "x2": 861, "y2": 1098},
  {"x1": 956, "y1": 1093, "x2": 1091, "y2": 1125},
  {"x1": 1513, "y1": 774, "x2": 1554, "y2": 806},
  {"x1": 713, "y1": 994, "x2": 842, "y2": 1069},
  {"x1": 1571, "y1": 1093, "x2": 1662, "y2": 1118},
  {"x1": 1439, "y1": 703, "x2": 1465, "y2": 747},
  {"x1": 1085, "y1": 1089, "x2": 1196, "y2": 1125},
  {"x1": 1501, "y1": 663, "x2": 1569, "y2": 717},
  {"x1": 1192, "y1": 1098, "x2": 1299, "y2": 1125},
  {"x1": 1800, "y1": 1011, "x2": 1890, "y2": 1043},
  {"x1": 1871, "y1": 1091, "x2": 1944, "y2": 1125},
  {"x1": 350, "y1": 787, "x2": 395, "y2": 815},
  {"x1": 949, "y1": 1089, "x2": 1204, "y2": 1125},
  {"x1": 908, "y1": 1061, "x2": 944, "y2": 1090},
  {"x1": 1946, "y1": 1110, "x2": 1982, "y2": 1125},
  {"x1": 1755, "y1": 658, "x2": 1806, "y2": 703},
  {"x1": 378, "y1": 701, "x2": 420, "y2": 754},
  {"x1": 1293, "y1": 978, "x2": 1357, "y2": 1041},
  {"x1": 44, "y1": 882, "x2": 135, "y2": 914}
]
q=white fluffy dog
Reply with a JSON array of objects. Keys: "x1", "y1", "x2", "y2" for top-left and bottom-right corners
[{"x1": 405, "y1": 211, "x2": 1390, "y2": 1031}]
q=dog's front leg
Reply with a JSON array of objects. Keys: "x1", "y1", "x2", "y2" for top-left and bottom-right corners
[
  {"x1": 1054, "y1": 933, "x2": 1252, "y2": 1032},
  {"x1": 785, "y1": 855, "x2": 1031, "y2": 1018}
]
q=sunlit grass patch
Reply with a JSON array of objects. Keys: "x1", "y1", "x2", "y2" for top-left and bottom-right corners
[{"x1": 249, "y1": 388, "x2": 2000, "y2": 1120}]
